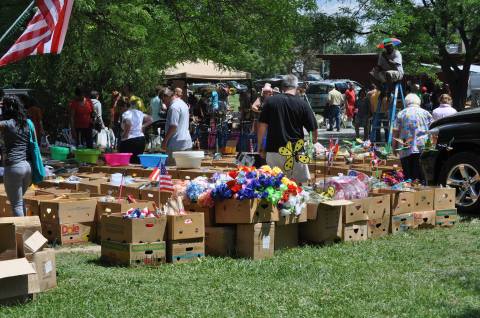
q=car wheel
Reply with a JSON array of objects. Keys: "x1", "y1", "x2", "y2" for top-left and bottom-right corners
[{"x1": 438, "y1": 152, "x2": 480, "y2": 213}]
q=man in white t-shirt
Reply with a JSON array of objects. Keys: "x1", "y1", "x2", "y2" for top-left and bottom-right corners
[{"x1": 161, "y1": 88, "x2": 193, "y2": 165}]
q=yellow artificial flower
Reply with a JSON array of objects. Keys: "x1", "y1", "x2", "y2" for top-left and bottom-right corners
[
  {"x1": 272, "y1": 167, "x2": 283, "y2": 176},
  {"x1": 260, "y1": 165, "x2": 272, "y2": 173}
]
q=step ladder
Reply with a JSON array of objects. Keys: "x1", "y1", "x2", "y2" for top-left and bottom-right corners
[{"x1": 369, "y1": 82, "x2": 406, "y2": 149}]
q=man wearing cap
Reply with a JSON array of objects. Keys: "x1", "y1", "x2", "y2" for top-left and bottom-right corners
[
  {"x1": 257, "y1": 75, "x2": 318, "y2": 183},
  {"x1": 372, "y1": 40, "x2": 403, "y2": 86}
]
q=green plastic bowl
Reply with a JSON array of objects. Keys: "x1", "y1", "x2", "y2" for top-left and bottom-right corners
[
  {"x1": 50, "y1": 146, "x2": 70, "y2": 161},
  {"x1": 74, "y1": 149, "x2": 101, "y2": 164}
]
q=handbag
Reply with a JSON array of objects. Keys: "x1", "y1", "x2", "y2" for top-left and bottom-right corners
[{"x1": 27, "y1": 119, "x2": 46, "y2": 184}]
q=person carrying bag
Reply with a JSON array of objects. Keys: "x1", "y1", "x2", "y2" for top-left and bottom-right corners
[{"x1": 0, "y1": 96, "x2": 44, "y2": 216}]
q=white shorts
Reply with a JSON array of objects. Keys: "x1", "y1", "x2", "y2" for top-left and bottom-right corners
[{"x1": 266, "y1": 152, "x2": 310, "y2": 184}]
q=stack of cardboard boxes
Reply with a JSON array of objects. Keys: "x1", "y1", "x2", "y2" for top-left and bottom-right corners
[
  {"x1": 166, "y1": 213, "x2": 205, "y2": 263},
  {"x1": 214, "y1": 198, "x2": 277, "y2": 259},
  {"x1": 301, "y1": 187, "x2": 457, "y2": 245},
  {"x1": 433, "y1": 188, "x2": 457, "y2": 227},
  {"x1": 101, "y1": 213, "x2": 167, "y2": 266},
  {"x1": 0, "y1": 216, "x2": 56, "y2": 304}
]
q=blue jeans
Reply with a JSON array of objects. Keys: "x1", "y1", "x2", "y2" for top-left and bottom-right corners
[{"x1": 328, "y1": 105, "x2": 340, "y2": 130}]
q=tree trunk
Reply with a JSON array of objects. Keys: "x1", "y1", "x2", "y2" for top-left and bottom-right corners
[
  {"x1": 439, "y1": 53, "x2": 470, "y2": 110},
  {"x1": 448, "y1": 70, "x2": 469, "y2": 110}
]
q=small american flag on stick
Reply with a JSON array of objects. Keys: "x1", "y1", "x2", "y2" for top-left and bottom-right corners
[{"x1": 159, "y1": 164, "x2": 174, "y2": 192}]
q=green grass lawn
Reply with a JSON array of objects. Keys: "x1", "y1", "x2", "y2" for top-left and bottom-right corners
[{"x1": 2, "y1": 219, "x2": 480, "y2": 317}]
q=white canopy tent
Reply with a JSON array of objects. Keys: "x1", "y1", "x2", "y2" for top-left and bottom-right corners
[{"x1": 164, "y1": 60, "x2": 251, "y2": 81}]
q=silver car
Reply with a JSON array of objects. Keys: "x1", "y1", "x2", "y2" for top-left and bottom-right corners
[{"x1": 306, "y1": 80, "x2": 363, "y2": 114}]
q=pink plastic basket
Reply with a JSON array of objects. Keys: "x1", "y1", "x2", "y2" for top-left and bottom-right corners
[{"x1": 104, "y1": 153, "x2": 133, "y2": 166}]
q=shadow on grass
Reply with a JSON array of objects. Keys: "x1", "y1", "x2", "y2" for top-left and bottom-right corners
[
  {"x1": 86, "y1": 257, "x2": 124, "y2": 268},
  {"x1": 451, "y1": 308, "x2": 480, "y2": 318}
]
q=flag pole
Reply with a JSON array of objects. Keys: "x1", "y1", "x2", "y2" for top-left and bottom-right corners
[{"x1": 0, "y1": 1, "x2": 35, "y2": 46}]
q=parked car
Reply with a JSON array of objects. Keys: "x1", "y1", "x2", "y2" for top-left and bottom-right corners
[
  {"x1": 226, "y1": 81, "x2": 248, "y2": 93},
  {"x1": 305, "y1": 80, "x2": 364, "y2": 114},
  {"x1": 420, "y1": 108, "x2": 480, "y2": 213}
]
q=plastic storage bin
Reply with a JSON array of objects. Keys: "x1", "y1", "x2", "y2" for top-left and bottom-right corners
[
  {"x1": 74, "y1": 149, "x2": 101, "y2": 164},
  {"x1": 104, "y1": 153, "x2": 132, "y2": 166},
  {"x1": 173, "y1": 151, "x2": 204, "y2": 169},
  {"x1": 138, "y1": 153, "x2": 168, "y2": 168},
  {"x1": 50, "y1": 146, "x2": 70, "y2": 161}
]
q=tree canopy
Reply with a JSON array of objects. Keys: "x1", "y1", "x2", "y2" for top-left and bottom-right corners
[
  {"x1": 0, "y1": 0, "x2": 315, "y2": 105},
  {"x1": 362, "y1": 0, "x2": 480, "y2": 108}
]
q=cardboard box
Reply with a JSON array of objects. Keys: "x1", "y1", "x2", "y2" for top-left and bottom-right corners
[
  {"x1": 343, "y1": 197, "x2": 370, "y2": 223},
  {"x1": 344, "y1": 221, "x2": 368, "y2": 242},
  {"x1": 2, "y1": 195, "x2": 56, "y2": 218},
  {"x1": 101, "y1": 214, "x2": 167, "y2": 243},
  {"x1": 435, "y1": 209, "x2": 457, "y2": 227},
  {"x1": 433, "y1": 188, "x2": 456, "y2": 210},
  {"x1": 306, "y1": 202, "x2": 320, "y2": 220},
  {"x1": 101, "y1": 241, "x2": 166, "y2": 266},
  {"x1": 367, "y1": 216, "x2": 390, "y2": 239},
  {"x1": 176, "y1": 168, "x2": 218, "y2": 180},
  {"x1": 184, "y1": 203, "x2": 215, "y2": 227},
  {"x1": 391, "y1": 213, "x2": 414, "y2": 234},
  {"x1": 378, "y1": 189, "x2": 415, "y2": 215},
  {"x1": 40, "y1": 198, "x2": 97, "y2": 223},
  {"x1": 139, "y1": 188, "x2": 173, "y2": 205},
  {"x1": 368, "y1": 193, "x2": 391, "y2": 220},
  {"x1": 274, "y1": 224, "x2": 299, "y2": 250},
  {"x1": 35, "y1": 188, "x2": 89, "y2": 198},
  {"x1": 166, "y1": 239, "x2": 205, "y2": 263},
  {"x1": 99, "y1": 182, "x2": 146, "y2": 199},
  {"x1": 236, "y1": 222, "x2": 274, "y2": 259},
  {"x1": 276, "y1": 208, "x2": 307, "y2": 225},
  {"x1": 215, "y1": 199, "x2": 279, "y2": 224},
  {"x1": 412, "y1": 211, "x2": 436, "y2": 229},
  {"x1": 76, "y1": 172, "x2": 109, "y2": 180},
  {"x1": 205, "y1": 226, "x2": 235, "y2": 257},
  {"x1": 95, "y1": 199, "x2": 155, "y2": 222},
  {"x1": 16, "y1": 231, "x2": 47, "y2": 258},
  {"x1": 299, "y1": 200, "x2": 351, "y2": 243},
  {"x1": 167, "y1": 214, "x2": 205, "y2": 240},
  {"x1": 42, "y1": 222, "x2": 94, "y2": 245},
  {"x1": 91, "y1": 166, "x2": 112, "y2": 174},
  {"x1": 0, "y1": 258, "x2": 36, "y2": 301},
  {"x1": 0, "y1": 223, "x2": 17, "y2": 261},
  {"x1": 77, "y1": 179, "x2": 106, "y2": 194},
  {"x1": 413, "y1": 189, "x2": 434, "y2": 212},
  {"x1": 0, "y1": 216, "x2": 42, "y2": 235},
  {"x1": 29, "y1": 249, "x2": 56, "y2": 292}
]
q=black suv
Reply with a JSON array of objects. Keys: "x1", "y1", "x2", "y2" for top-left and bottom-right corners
[{"x1": 421, "y1": 108, "x2": 480, "y2": 212}]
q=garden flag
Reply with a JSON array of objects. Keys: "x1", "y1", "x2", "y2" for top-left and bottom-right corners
[
  {"x1": 0, "y1": 0, "x2": 74, "y2": 67},
  {"x1": 159, "y1": 164, "x2": 174, "y2": 192}
]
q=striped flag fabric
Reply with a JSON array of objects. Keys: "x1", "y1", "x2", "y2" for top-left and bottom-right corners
[
  {"x1": 159, "y1": 164, "x2": 174, "y2": 192},
  {"x1": 149, "y1": 166, "x2": 161, "y2": 182},
  {"x1": 0, "y1": 0, "x2": 74, "y2": 67}
]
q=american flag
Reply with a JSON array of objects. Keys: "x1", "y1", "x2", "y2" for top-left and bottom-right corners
[
  {"x1": 0, "y1": 0, "x2": 74, "y2": 67},
  {"x1": 149, "y1": 165, "x2": 161, "y2": 182},
  {"x1": 159, "y1": 164, "x2": 174, "y2": 192}
]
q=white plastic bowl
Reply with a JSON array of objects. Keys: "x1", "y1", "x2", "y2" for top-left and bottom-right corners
[{"x1": 173, "y1": 151, "x2": 205, "y2": 169}]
